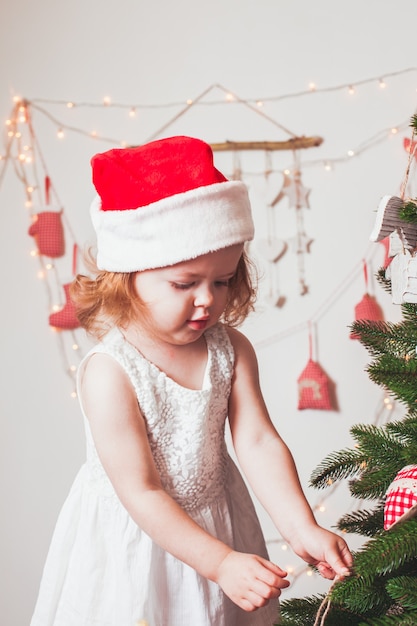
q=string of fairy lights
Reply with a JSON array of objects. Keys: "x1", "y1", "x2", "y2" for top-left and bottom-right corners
[{"x1": 1, "y1": 68, "x2": 415, "y2": 593}]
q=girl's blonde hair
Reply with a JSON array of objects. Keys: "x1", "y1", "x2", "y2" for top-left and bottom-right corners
[{"x1": 70, "y1": 248, "x2": 257, "y2": 341}]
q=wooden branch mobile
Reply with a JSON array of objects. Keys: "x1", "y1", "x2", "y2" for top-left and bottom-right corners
[{"x1": 210, "y1": 136, "x2": 323, "y2": 152}]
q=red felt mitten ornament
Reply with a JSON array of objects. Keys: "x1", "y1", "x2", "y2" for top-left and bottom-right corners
[
  {"x1": 28, "y1": 178, "x2": 65, "y2": 258},
  {"x1": 384, "y1": 465, "x2": 417, "y2": 530},
  {"x1": 28, "y1": 210, "x2": 65, "y2": 258},
  {"x1": 350, "y1": 261, "x2": 384, "y2": 339},
  {"x1": 49, "y1": 283, "x2": 80, "y2": 330}
]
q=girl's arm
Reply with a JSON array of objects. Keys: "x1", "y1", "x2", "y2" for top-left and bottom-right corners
[
  {"x1": 227, "y1": 327, "x2": 352, "y2": 579},
  {"x1": 79, "y1": 352, "x2": 289, "y2": 611}
]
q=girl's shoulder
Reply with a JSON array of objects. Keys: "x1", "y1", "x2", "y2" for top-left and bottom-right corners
[{"x1": 221, "y1": 326, "x2": 259, "y2": 372}]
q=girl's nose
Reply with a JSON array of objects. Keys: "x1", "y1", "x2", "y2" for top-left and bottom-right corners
[{"x1": 194, "y1": 284, "x2": 214, "y2": 308}]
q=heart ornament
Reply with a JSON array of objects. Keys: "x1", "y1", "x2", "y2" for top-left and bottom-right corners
[{"x1": 257, "y1": 238, "x2": 287, "y2": 263}]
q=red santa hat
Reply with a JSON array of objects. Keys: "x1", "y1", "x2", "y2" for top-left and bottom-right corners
[{"x1": 90, "y1": 136, "x2": 254, "y2": 272}]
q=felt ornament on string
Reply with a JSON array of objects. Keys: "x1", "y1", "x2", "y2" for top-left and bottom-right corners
[
  {"x1": 28, "y1": 176, "x2": 65, "y2": 258},
  {"x1": 270, "y1": 163, "x2": 313, "y2": 297},
  {"x1": 384, "y1": 465, "x2": 417, "y2": 530},
  {"x1": 297, "y1": 325, "x2": 336, "y2": 411},
  {"x1": 350, "y1": 261, "x2": 384, "y2": 340},
  {"x1": 48, "y1": 245, "x2": 80, "y2": 330}
]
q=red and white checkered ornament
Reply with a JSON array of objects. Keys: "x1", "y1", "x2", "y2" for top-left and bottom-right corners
[{"x1": 384, "y1": 465, "x2": 417, "y2": 530}]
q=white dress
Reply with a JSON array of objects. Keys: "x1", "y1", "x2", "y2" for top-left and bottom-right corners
[{"x1": 30, "y1": 323, "x2": 280, "y2": 626}]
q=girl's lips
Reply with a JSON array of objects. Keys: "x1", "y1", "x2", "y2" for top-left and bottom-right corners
[{"x1": 187, "y1": 318, "x2": 208, "y2": 330}]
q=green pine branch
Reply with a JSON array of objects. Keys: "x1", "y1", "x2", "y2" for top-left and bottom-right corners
[
  {"x1": 360, "y1": 611, "x2": 417, "y2": 625},
  {"x1": 399, "y1": 200, "x2": 417, "y2": 223},
  {"x1": 310, "y1": 448, "x2": 364, "y2": 489},
  {"x1": 376, "y1": 268, "x2": 392, "y2": 295},
  {"x1": 279, "y1": 594, "x2": 364, "y2": 626},
  {"x1": 386, "y1": 575, "x2": 417, "y2": 610},
  {"x1": 337, "y1": 505, "x2": 385, "y2": 537},
  {"x1": 331, "y1": 521, "x2": 417, "y2": 614},
  {"x1": 350, "y1": 320, "x2": 417, "y2": 360}
]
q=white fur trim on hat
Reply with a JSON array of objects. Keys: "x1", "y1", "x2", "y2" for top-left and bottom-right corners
[{"x1": 91, "y1": 180, "x2": 254, "y2": 272}]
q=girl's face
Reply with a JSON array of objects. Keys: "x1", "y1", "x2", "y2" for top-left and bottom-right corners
[{"x1": 133, "y1": 244, "x2": 243, "y2": 346}]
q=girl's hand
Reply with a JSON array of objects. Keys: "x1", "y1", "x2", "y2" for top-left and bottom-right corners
[
  {"x1": 291, "y1": 526, "x2": 352, "y2": 580},
  {"x1": 215, "y1": 551, "x2": 289, "y2": 612}
]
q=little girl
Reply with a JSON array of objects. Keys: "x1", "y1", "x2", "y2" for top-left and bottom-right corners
[{"x1": 31, "y1": 136, "x2": 352, "y2": 626}]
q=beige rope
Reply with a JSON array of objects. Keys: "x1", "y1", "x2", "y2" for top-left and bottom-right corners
[
  {"x1": 312, "y1": 576, "x2": 342, "y2": 626},
  {"x1": 400, "y1": 128, "x2": 417, "y2": 200}
]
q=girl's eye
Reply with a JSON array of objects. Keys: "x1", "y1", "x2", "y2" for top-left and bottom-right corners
[
  {"x1": 171, "y1": 282, "x2": 194, "y2": 290},
  {"x1": 215, "y1": 280, "x2": 229, "y2": 287}
]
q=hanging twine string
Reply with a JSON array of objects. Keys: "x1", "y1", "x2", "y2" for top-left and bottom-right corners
[
  {"x1": 399, "y1": 126, "x2": 417, "y2": 199},
  {"x1": 312, "y1": 575, "x2": 342, "y2": 626},
  {"x1": 362, "y1": 258, "x2": 369, "y2": 291}
]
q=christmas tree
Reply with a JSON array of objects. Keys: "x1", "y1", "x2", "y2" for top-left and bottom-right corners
[{"x1": 280, "y1": 116, "x2": 417, "y2": 626}]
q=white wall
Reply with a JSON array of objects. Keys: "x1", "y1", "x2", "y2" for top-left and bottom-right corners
[{"x1": 1, "y1": 1, "x2": 416, "y2": 624}]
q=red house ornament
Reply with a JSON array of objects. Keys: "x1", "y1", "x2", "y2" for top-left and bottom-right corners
[{"x1": 350, "y1": 261, "x2": 384, "y2": 340}]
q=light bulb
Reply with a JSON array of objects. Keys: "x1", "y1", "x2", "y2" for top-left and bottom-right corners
[
  {"x1": 57, "y1": 128, "x2": 64, "y2": 139},
  {"x1": 347, "y1": 149, "x2": 355, "y2": 157},
  {"x1": 129, "y1": 107, "x2": 136, "y2": 118},
  {"x1": 348, "y1": 85, "x2": 355, "y2": 95},
  {"x1": 72, "y1": 343, "x2": 79, "y2": 350},
  {"x1": 379, "y1": 78, "x2": 386, "y2": 89},
  {"x1": 308, "y1": 82, "x2": 316, "y2": 91},
  {"x1": 66, "y1": 102, "x2": 75, "y2": 108},
  {"x1": 103, "y1": 96, "x2": 111, "y2": 106}
]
